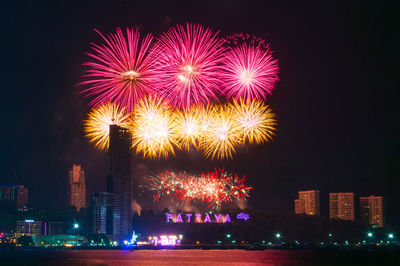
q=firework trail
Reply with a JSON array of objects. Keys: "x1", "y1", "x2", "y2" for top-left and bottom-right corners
[
  {"x1": 84, "y1": 103, "x2": 131, "y2": 151},
  {"x1": 82, "y1": 28, "x2": 155, "y2": 111},
  {"x1": 230, "y1": 98, "x2": 277, "y2": 144},
  {"x1": 221, "y1": 34, "x2": 279, "y2": 100},
  {"x1": 152, "y1": 23, "x2": 225, "y2": 108},
  {"x1": 130, "y1": 95, "x2": 180, "y2": 158},
  {"x1": 148, "y1": 169, "x2": 252, "y2": 209}
]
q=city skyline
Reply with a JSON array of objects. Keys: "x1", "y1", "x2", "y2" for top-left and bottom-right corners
[{"x1": 1, "y1": 1, "x2": 398, "y2": 226}]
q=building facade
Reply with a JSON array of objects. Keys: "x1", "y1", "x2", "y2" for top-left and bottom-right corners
[
  {"x1": 360, "y1": 195, "x2": 383, "y2": 227},
  {"x1": 69, "y1": 164, "x2": 86, "y2": 211},
  {"x1": 15, "y1": 186, "x2": 29, "y2": 208},
  {"x1": 16, "y1": 220, "x2": 42, "y2": 236},
  {"x1": 88, "y1": 192, "x2": 113, "y2": 235},
  {"x1": 294, "y1": 190, "x2": 320, "y2": 215},
  {"x1": 0, "y1": 185, "x2": 29, "y2": 208},
  {"x1": 329, "y1": 192, "x2": 354, "y2": 221},
  {"x1": 108, "y1": 124, "x2": 133, "y2": 243},
  {"x1": 294, "y1": 199, "x2": 305, "y2": 214}
]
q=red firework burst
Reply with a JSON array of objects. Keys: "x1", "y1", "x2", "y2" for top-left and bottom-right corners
[
  {"x1": 148, "y1": 169, "x2": 252, "y2": 209},
  {"x1": 151, "y1": 24, "x2": 225, "y2": 108},
  {"x1": 221, "y1": 35, "x2": 279, "y2": 100},
  {"x1": 81, "y1": 28, "x2": 155, "y2": 111}
]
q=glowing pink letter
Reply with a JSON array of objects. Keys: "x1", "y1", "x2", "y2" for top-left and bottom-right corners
[
  {"x1": 186, "y1": 213, "x2": 192, "y2": 222},
  {"x1": 176, "y1": 213, "x2": 183, "y2": 223},
  {"x1": 224, "y1": 214, "x2": 231, "y2": 223},
  {"x1": 204, "y1": 214, "x2": 211, "y2": 223},
  {"x1": 166, "y1": 213, "x2": 173, "y2": 223}
]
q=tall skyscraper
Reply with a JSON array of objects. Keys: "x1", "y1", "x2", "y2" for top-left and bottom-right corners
[
  {"x1": 69, "y1": 164, "x2": 86, "y2": 211},
  {"x1": 88, "y1": 192, "x2": 113, "y2": 235},
  {"x1": 329, "y1": 192, "x2": 354, "y2": 221},
  {"x1": 294, "y1": 199, "x2": 305, "y2": 214},
  {"x1": 0, "y1": 185, "x2": 29, "y2": 208},
  {"x1": 294, "y1": 190, "x2": 320, "y2": 215},
  {"x1": 0, "y1": 186, "x2": 12, "y2": 201},
  {"x1": 15, "y1": 185, "x2": 29, "y2": 208},
  {"x1": 108, "y1": 124, "x2": 132, "y2": 243},
  {"x1": 360, "y1": 195, "x2": 383, "y2": 227}
]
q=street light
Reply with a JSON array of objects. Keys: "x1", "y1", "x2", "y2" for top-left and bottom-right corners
[
  {"x1": 367, "y1": 232, "x2": 373, "y2": 237},
  {"x1": 388, "y1": 234, "x2": 394, "y2": 239},
  {"x1": 74, "y1": 223, "x2": 80, "y2": 246},
  {"x1": 226, "y1": 234, "x2": 231, "y2": 238},
  {"x1": 276, "y1": 233, "x2": 281, "y2": 239}
]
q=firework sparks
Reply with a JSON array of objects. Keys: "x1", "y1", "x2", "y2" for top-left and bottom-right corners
[
  {"x1": 221, "y1": 35, "x2": 279, "y2": 100},
  {"x1": 152, "y1": 23, "x2": 225, "y2": 108},
  {"x1": 174, "y1": 107, "x2": 203, "y2": 150},
  {"x1": 148, "y1": 169, "x2": 252, "y2": 209},
  {"x1": 81, "y1": 28, "x2": 155, "y2": 111},
  {"x1": 231, "y1": 98, "x2": 277, "y2": 144},
  {"x1": 201, "y1": 104, "x2": 241, "y2": 160},
  {"x1": 84, "y1": 103, "x2": 131, "y2": 151},
  {"x1": 130, "y1": 95, "x2": 180, "y2": 158}
]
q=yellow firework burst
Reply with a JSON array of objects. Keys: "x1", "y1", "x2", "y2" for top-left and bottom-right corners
[
  {"x1": 202, "y1": 104, "x2": 241, "y2": 160},
  {"x1": 84, "y1": 103, "x2": 131, "y2": 151},
  {"x1": 131, "y1": 96, "x2": 180, "y2": 158},
  {"x1": 174, "y1": 107, "x2": 203, "y2": 150},
  {"x1": 230, "y1": 98, "x2": 277, "y2": 144}
]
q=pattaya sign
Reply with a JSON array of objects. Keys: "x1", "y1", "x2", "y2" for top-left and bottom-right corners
[{"x1": 166, "y1": 212, "x2": 250, "y2": 223}]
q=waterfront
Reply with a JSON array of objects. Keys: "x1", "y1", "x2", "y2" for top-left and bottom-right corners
[{"x1": 1, "y1": 248, "x2": 400, "y2": 265}]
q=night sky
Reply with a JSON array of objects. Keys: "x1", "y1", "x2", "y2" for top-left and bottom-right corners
[{"x1": 1, "y1": 1, "x2": 398, "y2": 224}]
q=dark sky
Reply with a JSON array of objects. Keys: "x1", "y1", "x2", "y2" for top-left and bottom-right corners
[{"x1": 1, "y1": 1, "x2": 398, "y2": 224}]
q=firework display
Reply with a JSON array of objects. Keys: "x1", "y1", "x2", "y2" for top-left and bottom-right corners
[
  {"x1": 201, "y1": 104, "x2": 241, "y2": 160},
  {"x1": 221, "y1": 36, "x2": 279, "y2": 100},
  {"x1": 148, "y1": 169, "x2": 252, "y2": 209},
  {"x1": 81, "y1": 23, "x2": 279, "y2": 160},
  {"x1": 151, "y1": 24, "x2": 225, "y2": 108},
  {"x1": 230, "y1": 98, "x2": 277, "y2": 144},
  {"x1": 81, "y1": 28, "x2": 155, "y2": 111},
  {"x1": 83, "y1": 103, "x2": 131, "y2": 150},
  {"x1": 130, "y1": 96, "x2": 180, "y2": 158},
  {"x1": 174, "y1": 107, "x2": 203, "y2": 151}
]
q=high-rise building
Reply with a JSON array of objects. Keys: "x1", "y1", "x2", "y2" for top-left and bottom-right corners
[
  {"x1": 88, "y1": 192, "x2": 113, "y2": 235},
  {"x1": 329, "y1": 192, "x2": 354, "y2": 221},
  {"x1": 0, "y1": 185, "x2": 29, "y2": 208},
  {"x1": 360, "y1": 195, "x2": 383, "y2": 227},
  {"x1": 15, "y1": 185, "x2": 29, "y2": 208},
  {"x1": 69, "y1": 164, "x2": 86, "y2": 211},
  {"x1": 294, "y1": 199, "x2": 305, "y2": 214},
  {"x1": 0, "y1": 186, "x2": 12, "y2": 201},
  {"x1": 294, "y1": 190, "x2": 320, "y2": 215},
  {"x1": 108, "y1": 124, "x2": 132, "y2": 243}
]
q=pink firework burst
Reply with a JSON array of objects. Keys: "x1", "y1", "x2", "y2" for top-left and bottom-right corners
[
  {"x1": 152, "y1": 24, "x2": 225, "y2": 108},
  {"x1": 81, "y1": 28, "x2": 155, "y2": 111},
  {"x1": 221, "y1": 35, "x2": 279, "y2": 100}
]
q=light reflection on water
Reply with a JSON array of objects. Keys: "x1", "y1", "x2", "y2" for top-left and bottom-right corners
[{"x1": 63, "y1": 249, "x2": 313, "y2": 265}]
